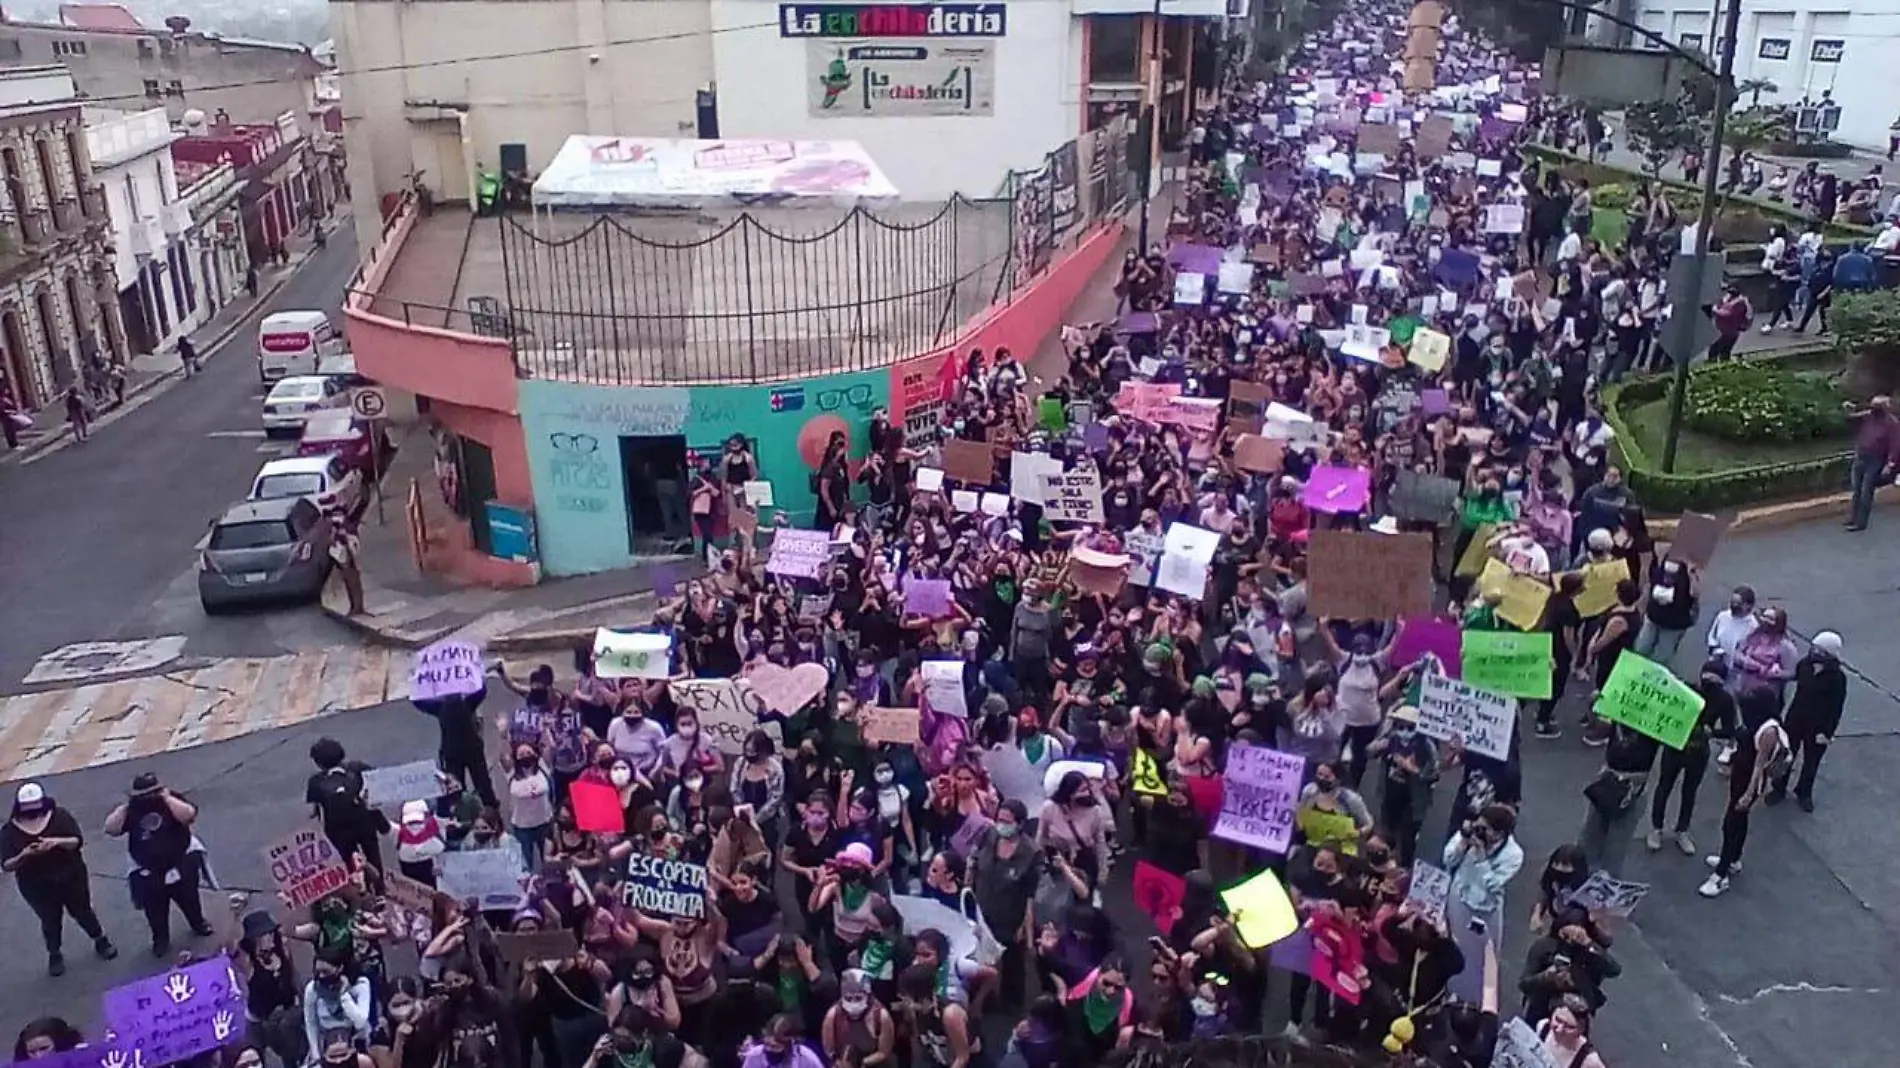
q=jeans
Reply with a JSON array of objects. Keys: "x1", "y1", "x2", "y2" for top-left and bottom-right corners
[
  {"x1": 1773, "y1": 728, "x2": 1829, "y2": 799},
  {"x1": 1650, "y1": 745, "x2": 1709, "y2": 832},
  {"x1": 1579, "y1": 790, "x2": 1642, "y2": 877},
  {"x1": 1715, "y1": 801, "x2": 1750, "y2": 877},
  {"x1": 512, "y1": 824, "x2": 549, "y2": 869},
  {"x1": 1633, "y1": 620, "x2": 1687, "y2": 668},
  {"x1": 1342, "y1": 723, "x2": 1381, "y2": 791},
  {"x1": 1848, "y1": 452, "x2": 1888, "y2": 528}
]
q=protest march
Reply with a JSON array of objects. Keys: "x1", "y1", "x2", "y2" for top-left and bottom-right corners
[{"x1": 0, "y1": 3, "x2": 1864, "y2": 1068}]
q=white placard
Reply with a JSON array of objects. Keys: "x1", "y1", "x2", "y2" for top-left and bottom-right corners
[
  {"x1": 980, "y1": 491, "x2": 1010, "y2": 516},
  {"x1": 437, "y1": 849, "x2": 529, "y2": 911},
  {"x1": 362, "y1": 760, "x2": 446, "y2": 808},
  {"x1": 952, "y1": 489, "x2": 979, "y2": 512},
  {"x1": 1483, "y1": 203, "x2": 1525, "y2": 234},
  {"x1": 1009, "y1": 451, "x2": 1063, "y2": 504},
  {"x1": 1174, "y1": 272, "x2": 1206, "y2": 305},
  {"x1": 916, "y1": 467, "x2": 945, "y2": 493},
  {"x1": 1037, "y1": 469, "x2": 1105, "y2": 524},
  {"x1": 1566, "y1": 870, "x2": 1651, "y2": 916},
  {"x1": 921, "y1": 659, "x2": 967, "y2": 717},
  {"x1": 593, "y1": 629, "x2": 673, "y2": 679},
  {"x1": 672, "y1": 677, "x2": 778, "y2": 754},
  {"x1": 1217, "y1": 261, "x2": 1256, "y2": 295},
  {"x1": 1125, "y1": 529, "x2": 1164, "y2": 586},
  {"x1": 741, "y1": 480, "x2": 775, "y2": 507},
  {"x1": 1476, "y1": 158, "x2": 1503, "y2": 177},
  {"x1": 1405, "y1": 862, "x2": 1451, "y2": 930},
  {"x1": 1416, "y1": 673, "x2": 1517, "y2": 761}
]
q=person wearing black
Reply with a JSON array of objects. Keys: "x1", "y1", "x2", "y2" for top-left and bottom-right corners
[
  {"x1": 1518, "y1": 909, "x2": 1621, "y2": 1024},
  {"x1": 0, "y1": 782, "x2": 116, "y2": 975},
  {"x1": 236, "y1": 909, "x2": 307, "y2": 1068},
  {"x1": 1769, "y1": 630, "x2": 1848, "y2": 811},
  {"x1": 1578, "y1": 724, "x2": 1657, "y2": 877},
  {"x1": 413, "y1": 685, "x2": 499, "y2": 811},
  {"x1": 1647, "y1": 658, "x2": 1736, "y2": 855},
  {"x1": 104, "y1": 772, "x2": 212, "y2": 956},
  {"x1": 1534, "y1": 573, "x2": 1583, "y2": 738},
  {"x1": 305, "y1": 738, "x2": 391, "y2": 877}
]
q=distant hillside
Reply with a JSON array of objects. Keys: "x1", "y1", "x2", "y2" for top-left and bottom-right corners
[{"x1": 3, "y1": 0, "x2": 327, "y2": 44}]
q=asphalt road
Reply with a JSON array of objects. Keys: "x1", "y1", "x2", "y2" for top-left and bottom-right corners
[
  {"x1": 0, "y1": 234, "x2": 363, "y2": 693},
  {"x1": 0, "y1": 514, "x2": 1895, "y2": 1067}
]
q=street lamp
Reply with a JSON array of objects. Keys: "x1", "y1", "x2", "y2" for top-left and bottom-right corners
[{"x1": 1136, "y1": 0, "x2": 1165, "y2": 252}]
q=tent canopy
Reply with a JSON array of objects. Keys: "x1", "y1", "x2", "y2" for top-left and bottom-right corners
[{"x1": 531, "y1": 135, "x2": 902, "y2": 210}]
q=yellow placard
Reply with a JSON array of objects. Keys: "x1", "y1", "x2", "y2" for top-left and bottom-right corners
[
  {"x1": 1571, "y1": 560, "x2": 1628, "y2": 618},
  {"x1": 1454, "y1": 522, "x2": 1496, "y2": 578},
  {"x1": 1220, "y1": 869, "x2": 1300, "y2": 949},
  {"x1": 1477, "y1": 558, "x2": 1553, "y2": 630},
  {"x1": 1408, "y1": 327, "x2": 1451, "y2": 372},
  {"x1": 1131, "y1": 748, "x2": 1168, "y2": 797}
]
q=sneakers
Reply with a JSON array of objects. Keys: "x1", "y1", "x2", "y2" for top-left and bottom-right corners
[
  {"x1": 1797, "y1": 795, "x2": 1815, "y2": 813},
  {"x1": 1698, "y1": 873, "x2": 1731, "y2": 898},
  {"x1": 1645, "y1": 828, "x2": 1663, "y2": 851},
  {"x1": 94, "y1": 936, "x2": 118, "y2": 960},
  {"x1": 47, "y1": 953, "x2": 64, "y2": 977},
  {"x1": 1535, "y1": 723, "x2": 1562, "y2": 739},
  {"x1": 1676, "y1": 831, "x2": 1697, "y2": 855},
  {"x1": 1581, "y1": 730, "x2": 1610, "y2": 748},
  {"x1": 1705, "y1": 854, "x2": 1740, "y2": 874},
  {"x1": 1760, "y1": 323, "x2": 1774, "y2": 334}
]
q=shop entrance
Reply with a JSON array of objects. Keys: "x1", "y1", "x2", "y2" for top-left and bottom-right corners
[{"x1": 619, "y1": 435, "x2": 692, "y2": 555}]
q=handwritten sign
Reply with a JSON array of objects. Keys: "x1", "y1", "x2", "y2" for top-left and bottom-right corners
[
  {"x1": 1009, "y1": 451, "x2": 1063, "y2": 504},
  {"x1": 1409, "y1": 326, "x2": 1451, "y2": 372},
  {"x1": 362, "y1": 759, "x2": 446, "y2": 808},
  {"x1": 497, "y1": 929, "x2": 580, "y2": 965},
  {"x1": 1306, "y1": 529, "x2": 1434, "y2": 620},
  {"x1": 623, "y1": 854, "x2": 708, "y2": 918},
  {"x1": 1416, "y1": 673, "x2": 1516, "y2": 761},
  {"x1": 1482, "y1": 202, "x2": 1525, "y2": 233},
  {"x1": 861, "y1": 707, "x2": 922, "y2": 746},
  {"x1": 1038, "y1": 469, "x2": 1105, "y2": 524},
  {"x1": 1566, "y1": 870, "x2": 1651, "y2": 916},
  {"x1": 1304, "y1": 465, "x2": 1371, "y2": 514},
  {"x1": 742, "y1": 662, "x2": 830, "y2": 717},
  {"x1": 385, "y1": 872, "x2": 438, "y2": 914},
  {"x1": 1214, "y1": 743, "x2": 1305, "y2": 854},
  {"x1": 102, "y1": 956, "x2": 247, "y2": 1066},
  {"x1": 1124, "y1": 529, "x2": 1163, "y2": 586},
  {"x1": 1492, "y1": 1017, "x2": 1557, "y2": 1068},
  {"x1": 904, "y1": 578, "x2": 953, "y2": 619},
  {"x1": 265, "y1": 827, "x2": 350, "y2": 910},
  {"x1": 1595, "y1": 653, "x2": 1702, "y2": 749},
  {"x1": 941, "y1": 438, "x2": 994, "y2": 485},
  {"x1": 411, "y1": 639, "x2": 483, "y2": 701},
  {"x1": 1460, "y1": 630, "x2": 1553, "y2": 699},
  {"x1": 592, "y1": 628, "x2": 673, "y2": 679},
  {"x1": 437, "y1": 848, "x2": 529, "y2": 911},
  {"x1": 1406, "y1": 862, "x2": 1451, "y2": 930},
  {"x1": 766, "y1": 529, "x2": 831, "y2": 579},
  {"x1": 920, "y1": 659, "x2": 967, "y2": 717},
  {"x1": 675, "y1": 676, "x2": 776, "y2": 753}
]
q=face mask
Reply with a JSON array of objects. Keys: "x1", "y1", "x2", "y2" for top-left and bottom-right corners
[
  {"x1": 598, "y1": 756, "x2": 616, "y2": 769},
  {"x1": 841, "y1": 996, "x2": 870, "y2": 1018},
  {"x1": 630, "y1": 972, "x2": 656, "y2": 989},
  {"x1": 610, "y1": 768, "x2": 633, "y2": 787},
  {"x1": 995, "y1": 822, "x2": 1019, "y2": 839},
  {"x1": 679, "y1": 725, "x2": 699, "y2": 740},
  {"x1": 1191, "y1": 997, "x2": 1218, "y2": 1018},
  {"x1": 516, "y1": 758, "x2": 537, "y2": 772},
  {"x1": 684, "y1": 776, "x2": 704, "y2": 792},
  {"x1": 1315, "y1": 778, "x2": 1337, "y2": 793}
]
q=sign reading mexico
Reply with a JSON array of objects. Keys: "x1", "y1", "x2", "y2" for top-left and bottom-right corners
[{"x1": 810, "y1": 41, "x2": 996, "y2": 117}]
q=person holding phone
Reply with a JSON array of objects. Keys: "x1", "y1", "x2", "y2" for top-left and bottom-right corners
[{"x1": 1441, "y1": 804, "x2": 1523, "y2": 1005}]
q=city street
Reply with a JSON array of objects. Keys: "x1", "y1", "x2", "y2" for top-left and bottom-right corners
[
  {"x1": 0, "y1": 232, "x2": 364, "y2": 692},
  {"x1": 0, "y1": 509, "x2": 1890, "y2": 1065}
]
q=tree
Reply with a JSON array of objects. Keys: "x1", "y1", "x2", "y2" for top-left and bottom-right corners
[
  {"x1": 1624, "y1": 101, "x2": 1709, "y2": 176},
  {"x1": 1738, "y1": 77, "x2": 1780, "y2": 107}
]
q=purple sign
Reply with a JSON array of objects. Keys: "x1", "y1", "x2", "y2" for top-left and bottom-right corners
[
  {"x1": 1304, "y1": 465, "x2": 1371, "y2": 514},
  {"x1": 103, "y1": 955, "x2": 248, "y2": 1065},
  {"x1": 1391, "y1": 616, "x2": 1463, "y2": 677},
  {"x1": 904, "y1": 578, "x2": 953, "y2": 619},
  {"x1": 1213, "y1": 743, "x2": 1305, "y2": 854},
  {"x1": 1269, "y1": 927, "x2": 1315, "y2": 974},
  {"x1": 1432, "y1": 248, "x2": 1480, "y2": 289},
  {"x1": 1119, "y1": 311, "x2": 1160, "y2": 334},
  {"x1": 1167, "y1": 243, "x2": 1224, "y2": 275},
  {"x1": 766, "y1": 529, "x2": 831, "y2": 579},
  {"x1": 1420, "y1": 388, "x2": 1451, "y2": 417},
  {"x1": 1082, "y1": 423, "x2": 1111, "y2": 452},
  {"x1": 650, "y1": 562, "x2": 681, "y2": 599}
]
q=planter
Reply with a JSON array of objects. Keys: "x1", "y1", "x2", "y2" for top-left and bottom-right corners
[{"x1": 1766, "y1": 139, "x2": 1855, "y2": 159}]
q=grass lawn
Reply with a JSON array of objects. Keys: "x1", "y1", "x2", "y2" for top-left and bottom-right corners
[{"x1": 1621, "y1": 393, "x2": 1851, "y2": 474}]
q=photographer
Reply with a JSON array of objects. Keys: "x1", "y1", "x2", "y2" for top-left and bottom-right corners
[
  {"x1": 1441, "y1": 804, "x2": 1524, "y2": 1005},
  {"x1": 1519, "y1": 909, "x2": 1622, "y2": 1025}
]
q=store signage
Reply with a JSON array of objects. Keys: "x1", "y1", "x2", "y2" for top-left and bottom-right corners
[
  {"x1": 1758, "y1": 37, "x2": 1790, "y2": 60},
  {"x1": 1811, "y1": 38, "x2": 1844, "y2": 63},
  {"x1": 779, "y1": 3, "x2": 1006, "y2": 38},
  {"x1": 808, "y1": 40, "x2": 995, "y2": 116}
]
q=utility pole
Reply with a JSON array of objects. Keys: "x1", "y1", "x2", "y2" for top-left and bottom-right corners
[
  {"x1": 1136, "y1": 0, "x2": 1164, "y2": 251},
  {"x1": 1661, "y1": 0, "x2": 1742, "y2": 473}
]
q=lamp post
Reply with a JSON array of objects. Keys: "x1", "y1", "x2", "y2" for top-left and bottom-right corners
[
  {"x1": 1660, "y1": 0, "x2": 1742, "y2": 473},
  {"x1": 1136, "y1": 0, "x2": 1165, "y2": 251}
]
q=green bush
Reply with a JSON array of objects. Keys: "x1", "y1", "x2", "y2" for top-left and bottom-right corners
[
  {"x1": 1683, "y1": 360, "x2": 1847, "y2": 442},
  {"x1": 1832, "y1": 289, "x2": 1900, "y2": 353}
]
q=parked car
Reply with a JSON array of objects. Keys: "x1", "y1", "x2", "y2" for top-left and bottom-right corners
[
  {"x1": 249, "y1": 454, "x2": 365, "y2": 518},
  {"x1": 316, "y1": 352, "x2": 370, "y2": 390},
  {"x1": 263, "y1": 375, "x2": 349, "y2": 437},
  {"x1": 257, "y1": 309, "x2": 340, "y2": 383},
  {"x1": 198, "y1": 497, "x2": 332, "y2": 613},
  {"x1": 297, "y1": 409, "x2": 395, "y2": 486}
]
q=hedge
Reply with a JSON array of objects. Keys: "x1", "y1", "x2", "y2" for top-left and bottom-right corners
[{"x1": 1601, "y1": 342, "x2": 1852, "y2": 512}]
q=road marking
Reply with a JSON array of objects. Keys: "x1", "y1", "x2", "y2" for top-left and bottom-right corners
[
  {"x1": 22, "y1": 637, "x2": 189, "y2": 685},
  {"x1": 208, "y1": 429, "x2": 268, "y2": 439}
]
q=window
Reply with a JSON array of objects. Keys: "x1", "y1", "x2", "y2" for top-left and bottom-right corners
[
  {"x1": 0, "y1": 39, "x2": 23, "y2": 60},
  {"x1": 122, "y1": 173, "x2": 138, "y2": 217},
  {"x1": 136, "y1": 39, "x2": 154, "y2": 58},
  {"x1": 208, "y1": 520, "x2": 296, "y2": 550},
  {"x1": 165, "y1": 79, "x2": 184, "y2": 97},
  {"x1": 51, "y1": 40, "x2": 86, "y2": 56},
  {"x1": 1087, "y1": 17, "x2": 1143, "y2": 84},
  {"x1": 142, "y1": 78, "x2": 160, "y2": 99}
]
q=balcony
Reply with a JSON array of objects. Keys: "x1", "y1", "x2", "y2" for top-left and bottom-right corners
[
  {"x1": 21, "y1": 208, "x2": 51, "y2": 246},
  {"x1": 81, "y1": 184, "x2": 106, "y2": 222},
  {"x1": 52, "y1": 197, "x2": 80, "y2": 233}
]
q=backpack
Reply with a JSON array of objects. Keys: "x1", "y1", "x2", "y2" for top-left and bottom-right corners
[
  {"x1": 1762, "y1": 722, "x2": 1795, "y2": 783},
  {"x1": 311, "y1": 767, "x2": 367, "y2": 832}
]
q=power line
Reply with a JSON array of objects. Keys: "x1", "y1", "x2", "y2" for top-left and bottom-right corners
[{"x1": 65, "y1": 19, "x2": 784, "y2": 109}]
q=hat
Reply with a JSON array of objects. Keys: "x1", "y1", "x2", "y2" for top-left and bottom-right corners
[
  {"x1": 13, "y1": 782, "x2": 46, "y2": 811},
  {"x1": 400, "y1": 800, "x2": 431, "y2": 826},
  {"x1": 837, "y1": 842, "x2": 875, "y2": 869},
  {"x1": 1812, "y1": 630, "x2": 1844, "y2": 657},
  {"x1": 1228, "y1": 628, "x2": 1254, "y2": 647},
  {"x1": 130, "y1": 772, "x2": 161, "y2": 795},
  {"x1": 1369, "y1": 516, "x2": 1400, "y2": 535},
  {"x1": 1586, "y1": 528, "x2": 1613, "y2": 552},
  {"x1": 241, "y1": 909, "x2": 279, "y2": 943},
  {"x1": 840, "y1": 969, "x2": 871, "y2": 998},
  {"x1": 1390, "y1": 705, "x2": 1421, "y2": 723}
]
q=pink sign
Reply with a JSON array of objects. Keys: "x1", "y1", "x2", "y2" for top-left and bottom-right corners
[
  {"x1": 1157, "y1": 396, "x2": 1222, "y2": 437},
  {"x1": 1391, "y1": 616, "x2": 1463, "y2": 677},
  {"x1": 1115, "y1": 381, "x2": 1183, "y2": 424},
  {"x1": 904, "y1": 578, "x2": 953, "y2": 619},
  {"x1": 1213, "y1": 743, "x2": 1305, "y2": 854},
  {"x1": 1304, "y1": 465, "x2": 1371, "y2": 514}
]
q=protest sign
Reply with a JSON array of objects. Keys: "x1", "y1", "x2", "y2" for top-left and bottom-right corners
[
  {"x1": 1482, "y1": 203, "x2": 1524, "y2": 233},
  {"x1": 1454, "y1": 522, "x2": 1498, "y2": 578},
  {"x1": 1131, "y1": 860, "x2": 1186, "y2": 932},
  {"x1": 1070, "y1": 546, "x2": 1127, "y2": 597},
  {"x1": 1156, "y1": 522, "x2": 1220, "y2": 599},
  {"x1": 411, "y1": 640, "x2": 484, "y2": 701},
  {"x1": 1116, "y1": 381, "x2": 1183, "y2": 423},
  {"x1": 498, "y1": 929, "x2": 580, "y2": 965},
  {"x1": 1009, "y1": 451, "x2": 1063, "y2": 504},
  {"x1": 1476, "y1": 558, "x2": 1553, "y2": 630},
  {"x1": 1306, "y1": 530, "x2": 1433, "y2": 620},
  {"x1": 1130, "y1": 747, "x2": 1168, "y2": 796},
  {"x1": 1416, "y1": 673, "x2": 1516, "y2": 761},
  {"x1": 1669, "y1": 511, "x2": 1730, "y2": 568},
  {"x1": 766, "y1": 529, "x2": 830, "y2": 579},
  {"x1": 592, "y1": 628, "x2": 673, "y2": 680},
  {"x1": 1409, "y1": 326, "x2": 1451, "y2": 372},
  {"x1": 362, "y1": 759, "x2": 445, "y2": 808},
  {"x1": 1124, "y1": 529, "x2": 1164, "y2": 586},
  {"x1": 1392, "y1": 617, "x2": 1463, "y2": 676},
  {"x1": 981, "y1": 745, "x2": 1048, "y2": 809},
  {"x1": 744, "y1": 661, "x2": 829, "y2": 716},
  {"x1": 980, "y1": 492, "x2": 1011, "y2": 516},
  {"x1": 740, "y1": 480, "x2": 774, "y2": 508},
  {"x1": 385, "y1": 872, "x2": 437, "y2": 914},
  {"x1": 1217, "y1": 261, "x2": 1256, "y2": 294},
  {"x1": 1220, "y1": 869, "x2": 1300, "y2": 949},
  {"x1": 1492, "y1": 1017, "x2": 1557, "y2": 1068},
  {"x1": 1304, "y1": 465, "x2": 1371, "y2": 514},
  {"x1": 1160, "y1": 396, "x2": 1223, "y2": 438},
  {"x1": 1213, "y1": 743, "x2": 1305, "y2": 854},
  {"x1": 941, "y1": 438, "x2": 994, "y2": 485},
  {"x1": 798, "y1": 593, "x2": 833, "y2": 624},
  {"x1": 1037, "y1": 396, "x2": 1067, "y2": 433},
  {"x1": 1228, "y1": 379, "x2": 1273, "y2": 423},
  {"x1": 921, "y1": 659, "x2": 968, "y2": 717},
  {"x1": 623, "y1": 854, "x2": 708, "y2": 918},
  {"x1": 1406, "y1": 862, "x2": 1452, "y2": 930},
  {"x1": 437, "y1": 849, "x2": 529, "y2": 911},
  {"x1": 1234, "y1": 434, "x2": 1286, "y2": 474},
  {"x1": 1595, "y1": 653, "x2": 1702, "y2": 749},
  {"x1": 861, "y1": 707, "x2": 923, "y2": 746},
  {"x1": 1571, "y1": 559, "x2": 1628, "y2": 618},
  {"x1": 675, "y1": 676, "x2": 777, "y2": 752},
  {"x1": 1263, "y1": 402, "x2": 1330, "y2": 450},
  {"x1": 1461, "y1": 630, "x2": 1553, "y2": 698},
  {"x1": 265, "y1": 827, "x2": 349, "y2": 910},
  {"x1": 1566, "y1": 870, "x2": 1651, "y2": 916},
  {"x1": 103, "y1": 956, "x2": 247, "y2": 1066},
  {"x1": 903, "y1": 578, "x2": 953, "y2": 619},
  {"x1": 1417, "y1": 115, "x2": 1454, "y2": 157},
  {"x1": 569, "y1": 779, "x2": 625, "y2": 834},
  {"x1": 1357, "y1": 122, "x2": 1402, "y2": 154},
  {"x1": 1174, "y1": 272, "x2": 1207, "y2": 304},
  {"x1": 1038, "y1": 469, "x2": 1105, "y2": 524},
  {"x1": 916, "y1": 467, "x2": 945, "y2": 494},
  {"x1": 1389, "y1": 470, "x2": 1461, "y2": 526}
]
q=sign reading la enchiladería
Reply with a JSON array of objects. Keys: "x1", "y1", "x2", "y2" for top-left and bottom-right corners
[{"x1": 780, "y1": 3, "x2": 1007, "y2": 37}]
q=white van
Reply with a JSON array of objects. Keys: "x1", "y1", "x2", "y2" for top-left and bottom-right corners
[{"x1": 257, "y1": 310, "x2": 340, "y2": 383}]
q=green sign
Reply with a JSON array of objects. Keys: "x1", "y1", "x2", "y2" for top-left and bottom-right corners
[
  {"x1": 1594, "y1": 653, "x2": 1703, "y2": 749},
  {"x1": 1460, "y1": 630, "x2": 1552, "y2": 699},
  {"x1": 1387, "y1": 316, "x2": 1420, "y2": 348},
  {"x1": 1038, "y1": 396, "x2": 1067, "y2": 434}
]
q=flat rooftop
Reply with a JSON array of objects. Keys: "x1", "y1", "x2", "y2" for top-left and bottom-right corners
[{"x1": 362, "y1": 203, "x2": 1015, "y2": 386}]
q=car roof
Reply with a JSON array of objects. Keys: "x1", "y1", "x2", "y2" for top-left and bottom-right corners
[
  {"x1": 268, "y1": 375, "x2": 332, "y2": 392},
  {"x1": 316, "y1": 353, "x2": 357, "y2": 375},
  {"x1": 217, "y1": 498, "x2": 307, "y2": 523},
  {"x1": 263, "y1": 310, "x2": 330, "y2": 329},
  {"x1": 256, "y1": 455, "x2": 334, "y2": 477}
]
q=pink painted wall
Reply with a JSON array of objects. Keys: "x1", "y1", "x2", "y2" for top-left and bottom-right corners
[{"x1": 433, "y1": 400, "x2": 533, "y2": 505}]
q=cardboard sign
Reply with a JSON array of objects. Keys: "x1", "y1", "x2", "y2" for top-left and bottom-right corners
[
  {"x1": 1476, "y1": 558, "x2": 1553, "y2": 630},
  {"x1": 1213, "y1": 743, "x2": 1305, "y2": 854},
  {"x1": 1416, "y1": 115, "x2": 1454, "y2": 158},
  {"x1": 1306, "y1": 529, "x2": 1434, "y2": 620},
  {"x1": 1234, "y1": 434, "x2": 1285, "y2": 474},
  {"x1": 362, "y1": 759, "x2": 446, "y2": 808},
  {"x1": 623, "y1": 854, "x2": 708, "y2": 918},
  {"x1": 265, "y1": 827, "x2": 350, "y2": 910},
  {"x1": 411, "y1": 640, "x2": 484, "y2": 701},
  {"x1": 1038, "y1": 469, "x2": 1106, "y2": 524},
  {"x1": 1388, "y1": 470, "x2": 1460, "y2": 525},
  {"x1": 1595, "y1": 653, "x2": 1703, "y2": 749},
  {"x1": 437, "y1": 849, "x2": 529, "y2": 911},
  {"x1": 861, "y1": 706, "x2": 923, "y2": 746},
  {"x1": 593, "y1": 629, "x2": 673, "y2": 679},
  {"x1": 385, "y1": 873, "x2": 437, "y2": 914},
  {"x1": 1416, "y1": 673, "x2": 1516, "y2": 761},
  {"x1": 103, "y1": 956, "x2": 248, "y2": 1066},
  {"x1": 766, "y1": 529, "x2": 830, "y2": 579},
  {"x1": 497, "y1": 929, "x2": 580, "y2": 965},
  {"x1": 941, "y1": 438, "x2": 994, "y2": 485},
  {"x1": 1228, "y1": 379, "x2": 1273, "y2": 422},
  {"x1": 1357, "y1": 122, "x2": 1402, "y2": 154},
  {"x1": 1070, "y1": 546, "x2": 1129, "y2": 598},
  {"x1": 1669, "y1": 511, "x2": 1729, "y2": 568},
  {"x1": 674, "y1": 676, "x2": 779, "y2": 752}
]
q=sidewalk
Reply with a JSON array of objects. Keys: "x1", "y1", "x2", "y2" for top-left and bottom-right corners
[{"x1": 1, "y1": 208, "x2": 346, "y2": 463}]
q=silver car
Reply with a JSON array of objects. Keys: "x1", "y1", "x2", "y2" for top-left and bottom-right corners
[{"x1": 198, "y1": 497, "x2": 333, "y2": 613}]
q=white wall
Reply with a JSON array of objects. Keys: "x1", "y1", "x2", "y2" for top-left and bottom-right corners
[
  {"x1": 87, "y1": 107, "x2": 206, "y2": 349},
  {"x1": 1639, "y1": 4, "x2": 1896, "y2": 151},
  {"x1": 709, "y1": 0, "x2": 1084, "y2": 199}
]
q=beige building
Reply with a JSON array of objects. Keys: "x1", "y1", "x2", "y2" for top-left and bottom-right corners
[
  {"x1": 0, "y1": 67, "x2": 126, "y2": 411},
  {"x1": 0, "y1": 5, "x2": 325, "y2": 137}
]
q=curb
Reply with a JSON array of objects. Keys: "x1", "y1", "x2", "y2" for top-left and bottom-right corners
[
  {"x1": 1648, "y1": 484, "x2": 1898, "y2": 541},
  {"x1": 490, "y1": 628, "x2": 600, "y2": 654}
]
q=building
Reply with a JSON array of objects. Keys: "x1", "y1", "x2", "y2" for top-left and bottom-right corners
[
  {"x1": 0, "y1": 66, "x2": 124, "y2": 412},
  {"x1": 84, "y1": 104, "x2": 210, "y2": 355},
  {"x1": 330, "y1": 0, "x2": 1214, "y2": 247},
  {"x1": 170, "y1": 153, "x2": 247, "y2": 315},
  {"x1": 0, "y1": 5, "x2": 327, "y2": 137},
  {"x1": 170, "y1": 108, "x2": 317, "y2": 265},
  {"x1": 1633, "y1": 2, "x2": 1886, "y2": 149}
]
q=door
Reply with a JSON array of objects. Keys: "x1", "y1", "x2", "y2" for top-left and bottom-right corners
[
  {"x1": 433, "y1": 126, "x2": 470, "y2": 204},
  {"x1": 618, "y1": 435, "x2": 689, "y2": 555},
  {"x1": 457, "y1": 436, "x2": 498, "y2": 554}
]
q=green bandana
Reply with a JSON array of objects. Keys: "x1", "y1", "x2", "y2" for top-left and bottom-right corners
[
  {"x1": 1081, "y1": 986, "x2": 1121, "y2": 1035},
  {"x1": 1022, "y1": 735, "x2": 1047, "y2": 765},
  {"x1": 840, "y1": 883, "x2": 870, "y2": 911},
  {"x1": 861, "y1": 936, "x2": 894, "y2": 979}
]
